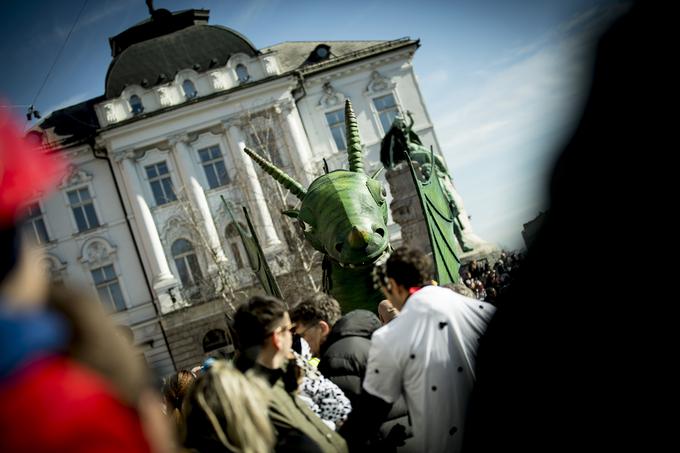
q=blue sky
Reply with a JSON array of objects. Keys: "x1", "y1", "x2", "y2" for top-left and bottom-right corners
[{"x1": 0, "y1": 0, "x2": 630, "y2": 250}]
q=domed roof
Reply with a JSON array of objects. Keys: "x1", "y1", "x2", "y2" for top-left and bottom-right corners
[{"x1": 105, "y1": 12, "x2": 257, "y2": 99}]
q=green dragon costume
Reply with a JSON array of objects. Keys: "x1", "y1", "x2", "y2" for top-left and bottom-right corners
[{"x1": 244, "y1": 100, "x2": 390, "y2": 312}]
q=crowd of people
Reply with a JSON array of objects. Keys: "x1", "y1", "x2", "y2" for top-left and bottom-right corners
[
  {"x1": 1, "y1": 164, "x2": 495, "y2": 451},
  {"x1": 458, "y1": 251, "x2": 525, "y2": 304},
  {"x1": 153, "y1": 247, "x2": 495, "y2": 453}
]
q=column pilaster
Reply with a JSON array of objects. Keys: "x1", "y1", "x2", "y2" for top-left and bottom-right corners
[
  {"x1": 169, "y1": 134, "x2": 228, "y2": 269},
  {"x1": 117, "y1": 151, "x2": 177, "y2": 313},
  {"x1": 223, "y1": 119, "x2": 282, "y2": 250}
]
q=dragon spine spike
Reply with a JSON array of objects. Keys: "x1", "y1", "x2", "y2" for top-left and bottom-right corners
[
  {"x1": 243, "y1": 147, "x2": 307, "y2": 199},
  {"x1": 345, "y1": 99, "x2": 364, "y2": 173}
]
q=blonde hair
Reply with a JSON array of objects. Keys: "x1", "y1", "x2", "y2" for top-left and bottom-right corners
[{"x1": 182, "y1": 360, "x2": 275, "y2": 453}]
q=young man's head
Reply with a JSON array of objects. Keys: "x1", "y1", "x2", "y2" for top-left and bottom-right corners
[
  {"x1": 377, "y1": 246, "x2": 432, "y2": 310},
  {"x1": 233, "y1": 295, "x2": 293, "y2": 370},
  {"x1": 289, "y1": 293, "x2": 341, "y2": 357}
]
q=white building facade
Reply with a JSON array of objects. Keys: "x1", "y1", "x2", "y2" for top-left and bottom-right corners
[{"x1": 31, "y1": 8, "x2": 470, "y2": 373}]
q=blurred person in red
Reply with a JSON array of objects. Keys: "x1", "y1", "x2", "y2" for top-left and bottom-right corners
[{"x1": 0, "y1": 110, "x2": 171, "y2": 452}]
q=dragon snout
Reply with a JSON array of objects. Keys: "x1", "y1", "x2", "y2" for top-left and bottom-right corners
[
  {"x1": 347, "y1": 226, "x2": 370, "y2": 250},
  {"x1": 334, "y1": 224, "x2": 388, "y2": 260}
]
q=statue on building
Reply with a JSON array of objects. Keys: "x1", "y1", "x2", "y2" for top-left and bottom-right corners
[{"x1": 380, "y1": 112, "x2": 488, "y2": 254}]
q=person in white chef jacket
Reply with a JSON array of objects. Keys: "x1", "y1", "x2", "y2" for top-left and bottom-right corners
[{"x1": 340, "y1": 247, "x2": 495, "y2": 452}]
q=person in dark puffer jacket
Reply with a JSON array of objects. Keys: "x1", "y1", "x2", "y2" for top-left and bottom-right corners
[
  {"x1": 318, "y1": 309, "x2": 380, "y2": 403},
  {"x1": 290, "y1": 294, "x2": 379, "y2": 405},
  {"x1": 290, "y1": 294, "x2": 409, "y2": 442}
]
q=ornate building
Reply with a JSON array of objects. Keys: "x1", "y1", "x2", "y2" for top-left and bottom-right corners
[{"x1": 29, "y1": 8, "x2": 485, "y2": 373}]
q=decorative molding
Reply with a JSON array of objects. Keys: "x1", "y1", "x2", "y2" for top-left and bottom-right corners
[
  {"x1": 42, "y1": 253, "x2": 67, "y2": 272},
  {"x1": 60, "y1": 166, "x2": 93, "y2": 188},
  {"x1": 111, "y1": 148, "x2": 130, "y2": 162},
  {"x1": 94, "y1": 137, "x2": 111, "y2": 153},
  {"x1": 167, "y1": 135, "x2": 181, "y2": 147},
  {"x1": 104, "y1": 104, "x2": 117, "y2": 123},
  {"x1": 138, "y1": 147, "x2": 156, "y2": 160},
  {"x1": 168, "y1": 132, "x2": 199, "y2": 147},
  {"x1": 112, "y1": 138, "x2": 176, "y2": 162},
  {"x1": 157, "y1": 86, "x2": 174, "y2": 107},
  {"x1": 101, "y1": 101, "x2": 127, "y2": 124},
  {"x1": 157, "y1": 141, "x2": 173, "y2": 152},
  {"x1": 186, "y1": 132, "x2": 199, "y2": 144},
  {"x1": 161, "y1": 216, "x2": 190, "y2": 243},
  {"x1": 210, "y1": 71, "x2": 229, "y2": 90},
  {"x1": 222, "y1": 117, "x2": 243, "y2": 130},
  {"x1": 262, "y1": 56, "x2": 279, "y2": 76},
  {"x1": 365, "y1": 70, "x2": 395, "y2": 95},
  {"x1": 317, "y1": 82, "x2": 347, "y2": 109},
  {"x1": 112, "y1": 148, "x2": 148, "y2": 162},
  {"x1": 79, "y1": 237, "x2": 117, "y2": 267},
  {"x1": 209, "y1": 123, "x2": 227, "y2": 135},
  {"x1": 274, "y1": 98, "x2": 295, "y2": 116}
]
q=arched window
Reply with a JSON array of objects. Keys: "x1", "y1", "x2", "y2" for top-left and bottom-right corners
[
  {"x1": 225, "y1": 223, "x2": 245, "y2": 269},
  {"x1": 202, "y1": 329, "x2": 228, "y2": 353},
  {"x1": 182, "y1": 79, "x2": 197, "y2": 99},
  {"x1": 42, "y1": 256, "x2": 65, "y2": 284},
  {"x1": 129, "y1": 95, "x2": 144, "y2": 115},
  {"x1": 235, "y1": 64, "x2": 250, "y2": 83},
  {"x1": 171, "y1": 239, "x2": 203, "y2": 287}
]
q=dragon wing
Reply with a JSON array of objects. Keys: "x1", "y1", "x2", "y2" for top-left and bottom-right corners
[{"x1": 404, "y1": 151, "x2": 462, "y2": 286}]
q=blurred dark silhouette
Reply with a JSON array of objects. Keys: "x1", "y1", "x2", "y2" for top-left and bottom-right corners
[
  {"x1": 463, "y1": 2, "x2": 667, "y2": 451},
  {"x1": 0, "y1": 106, "x2": 172, "y2": 452}
]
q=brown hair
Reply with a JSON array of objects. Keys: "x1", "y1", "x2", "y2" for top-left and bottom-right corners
[
  {"x1": 163, "y1": 370, "x2": 196, "y2": 427},
  {"x1": 290, "y1": 292, "x2": 342, "y2": 327},
  {"x1": 385, "y1": 246, "x2": 432, "y2": 288},
  {"x1": 233, "y1": 295, "x2": 287, "y2": 350}
]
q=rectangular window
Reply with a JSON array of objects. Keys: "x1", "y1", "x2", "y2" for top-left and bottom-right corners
[
  {"x1": 67, "y1": 188, "x2": 100, "y2": 232},
  {"x1": 24, "y1": 202, "x2": 49, "y2": 244},
  {"x1": 145, "y1": 162, "x2": 176, "y2": 206},
  {"x1": 91, "y1": 264, "x2": 126, "y2": 312},
  {"x1": 325, "y1": 109, "x2": 346, "y2": 151},
  {"x1": 198, "y1": 146, "x2": 230, "y2": 189},
  {"x1": 373, "y1": 94, "x2": 400, "y2": 133}
]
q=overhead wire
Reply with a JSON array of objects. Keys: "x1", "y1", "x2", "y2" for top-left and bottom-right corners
[{"x1": 27, "y1": 0, "x2": 89, "y2": 122}]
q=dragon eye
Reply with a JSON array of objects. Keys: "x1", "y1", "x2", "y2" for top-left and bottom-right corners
[{"x1": 367, "y1": 180, "x2": 386, "y2": 205}]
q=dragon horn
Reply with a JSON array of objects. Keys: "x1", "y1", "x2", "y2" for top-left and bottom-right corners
[
  {"x1": 243, "y1": 147, "x2": 307, "y2": 199},
  {"x1": 345, "y1": 99, "x2": 364, "y2": 173}
]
